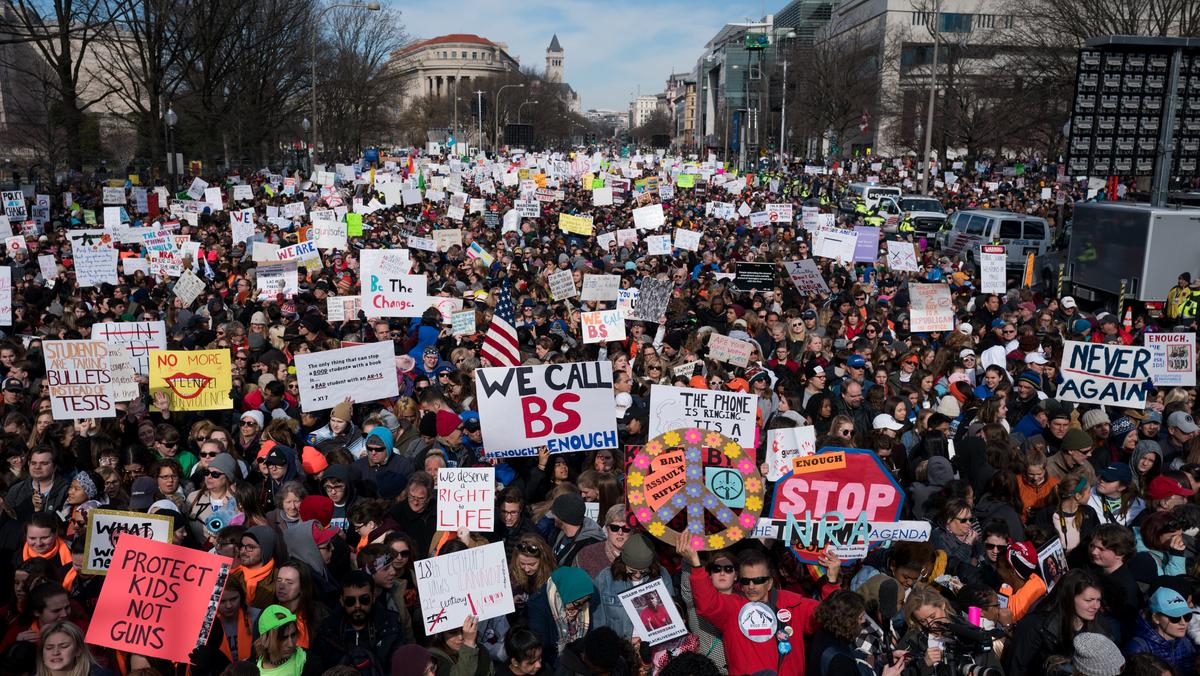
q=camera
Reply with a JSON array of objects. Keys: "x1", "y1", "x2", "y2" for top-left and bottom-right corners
[{"x1": 906, "y1": 621, "x2": 1005, "y2": 676}]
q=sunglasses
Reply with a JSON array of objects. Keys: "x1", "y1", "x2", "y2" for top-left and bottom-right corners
[
  {"x1": 205, "y1": 470, "x2": 226, "y2": 479},
  {"x1": 608, "y1": 524, "x2": 632, "y2": 534},
  {"x1": 984, "y1": 543, "x2": 1006, "y2": 551},
  {"x1": 516, "y1": 543, "x2": 541, "y2": 556},
  {"x1": 199, "y1": 451, "x2": 220, "y2": 459},
  {"x1": 626, "y1": 566, "x2": 651, "y2": 577},
  {"x1": 367, "y1": 446, "x2": 387, "y2": 453},
  {"x1": 707, "y1": 563, "x2": 735, "y2": 575},
  {"x1": 342, "y1": 594, "x2": 372, "y2": 607},
  {"x1": 393, "y1": 549, "x2": 410, "y2": 559},
  {"x1": 738, "y1": 576, "x2": 770, "y2": 586},
  {"x1": 565, "y1": 599, "x2": 589, "y2": 612},
  {"x1": 240, "y1": 420, "x2": 258, "y2": 427},
  {"x1": 160, "y1": 441, "x2": 178, "y2": 448}
]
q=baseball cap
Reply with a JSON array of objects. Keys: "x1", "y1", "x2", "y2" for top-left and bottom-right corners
[
  {"x1": 1098, "y1": 463, "x2": 1132, "y2": 485},
  {"x1": 957, "y1": 322, "x2": 973, "y2": 336},
  {"x1": 872, "y1": 413, "x2": 904, "y2": 431},
  {"x1": 959, "y1": 348, "x2": 976, "y2": 360},
  {"x1": 801, "y1": 309, "x2": 817, "y2": 320},
  {"x1": 1061, "y1": 296, "x2": 1077, "y2": 309},
  {"x1": 1168, "y1": 412, "x2": 1199, "y2": 434},
  {"x1": 128, "y1": 476, "x2": 158, "y2": 511},
  {"x1": 1024, "y1": 352, "x2": 1049, "y2": 365},
  {"x1": 804, "y1": 364, "x2": 826, "y2": 379},
  {"x1": 1, "y1": 378, "x2": 22, "y2": 392},
  {"x1": 1141, "y1": 411, "x2": 1164, "y2": 425},
  {"x1": 846, "y1": 355, "x2": 866, "y2": 369},
  {"x1": 1148, "y1": 475, "x2": 1196, "y2": 501},
  {"x1": 461, "y1": 413, "x2": 481, "y2": 432},
  {"x1": 1150, "y1": 587, "x2": 1197, "y2": 618},
  {"x1": 262, "y1": 447, "x2": 288, "y2": 466},
  {"x1": 257, "y1": 605, "x2": 298, "y2": 635}
]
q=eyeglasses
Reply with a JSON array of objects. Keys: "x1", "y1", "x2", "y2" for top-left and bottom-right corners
[
  {"x1": 157, "y1": 473, "x2": 178, "y2": 480},
  {"x1": 393, "y1": 549, "x2": 410, "y2": 559},
  {"x1": 367, "y1": 446, "x2": 387, "y2": 454},
  {"x1": 608, "y1": 524, "x2": 632, "y2": 534},
  {"x1": 342, "y1": 594, "x2": 372, "y2": 607},
  {"x1": 565, "y1": 598, "x2": 589, "y2": 612},
  {"x1": 240, "y1": 420, "x2": 258, "y2": 427},
  {"x1": 205, "y1": 470, "x2": 226, "y2": 479},
  {"x1": 199, "y1": 451, "x2": 220, "y2": 459},
  {"x1": 707, "y1": 563, "x2": 735, "y2": 575},
  {"x1": 738, "y1": 576, "x2": 770, "y2": 586},
  {"x1": 516, "y1": 543, "x2": 541, "y2": 556}
]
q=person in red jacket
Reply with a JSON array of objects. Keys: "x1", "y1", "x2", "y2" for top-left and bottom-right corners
[{"x1": 677, "y1": 533, "x2": 840, "y2": 676}]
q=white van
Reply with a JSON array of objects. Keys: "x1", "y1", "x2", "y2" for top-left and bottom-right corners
[
  {"x1": 839, "y1": 182, "x2": 902, "y2": 213},
  {"x1": 936, "y1": 210, "x2": 1052, "y2": 267},
  {"x1": 876, "y1": 194, "x2": 947, "y2": 235}
]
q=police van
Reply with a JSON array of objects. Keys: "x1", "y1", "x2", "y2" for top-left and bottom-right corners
[
  {"x1": 936, "y1": 210, "x2": 1052, "y2": 267},
  {"x1": 839, "y1": 182, "x2": 902, "y2": 214}
]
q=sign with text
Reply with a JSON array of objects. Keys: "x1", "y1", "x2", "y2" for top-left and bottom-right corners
[
  {"x1": 149, "y1": 349, "x2": 233, "y2": 411},
  {"x1": 86, "y1": 536, "x2": 231, "y2": 663},
  {"x1": 294, "y1": 342, "x2": 399, "y2": 411},
  {"x1": 475, "y1": 362, "x2": 618, "y2": 458},
  {"x1": 764, "y1": 426, "x2": 817, "y2": 481},
  {"x1": 416, "y1": 541, "x2": 513, "y2": 635},
  {"x1": 581, "y1": 274, "x2": 620, "y2": 301},
  {"x1": 734, "y1": 262, "x2": 774, "y2": 292},
  {"x1": 980, "y1": 245, "x2": 1007, "y2": 294},
  {"x1": 648, "y1": 384, "x2": 756, "y2": 449},
  {"x1": 436, "y1": 467, "x2": 496, "y2": 532},
  {"x1": 360, "y1": 250, "x2": 426, "y2": 317},
  {"x1": 1145, "y1": 332, "x2": 1197, "y2": 387},
  {"x1": 45, "y1": 340, "x2": 116, "y2": 420},
  {"x1": 93, "y1": 321, "x2": 167, "y2": 376},
  {"x1": 1056, "y1": 340, "x2": 1152, "y2": 408},
  {"x1": 619, "y1": 578, "x2": 687, "y2": 645},
  {"x1": 909, "y1": 283, "x2": 954, "y2": 332},
  {"x1": 707, "y1": 333, "x2": 753, "y2": 367},
  {"x1": 581, "y1": 310, "x2": 626, "y2": 344},
  {"x1": 83, "y1": 509, "x2": 173, "y2": 575},
  {"x1": 782, "y1": 259, "x2": 830, "y2": 296}
]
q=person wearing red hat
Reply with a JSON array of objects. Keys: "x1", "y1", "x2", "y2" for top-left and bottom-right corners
[{"x1": 1135, "y1": 475, "x2": 1197, "y2": 527}]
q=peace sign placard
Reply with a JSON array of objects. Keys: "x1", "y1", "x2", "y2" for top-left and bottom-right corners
[{"x1": 627, "y1": 427, "x2": 765, "y2": 551}]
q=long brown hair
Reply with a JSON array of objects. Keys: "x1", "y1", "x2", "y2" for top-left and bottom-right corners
[{"x1": 509, "y1": 533, "x2": 556, "y2": 593}]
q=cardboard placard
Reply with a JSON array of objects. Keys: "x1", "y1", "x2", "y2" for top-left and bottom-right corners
[
  {"x1": 1056, "y1": 340, "x2": 1151, "y2": 409},
  {"x1": 83, "y1": 509, "x2": 173, "y2": 575},
  {"x1": 294, "y1": 342, "x2": 399, "y2": 411},
  {"x1": 436, "y1": 467, "x2": 496, "y2": 532},
  {"x1": 360, "y1": 250, "x2": 425, "y2": 317},
  {"x1": 44, "y1": 340, "x2": 116, "y2": 420},
  {"x1": 148, "y1": 349, "x2": 233, "y2": 411},
  {"x1": 647, "y1": 384, "x2": 756, "y2": 449},
  {"x1": 909, "y1": 283, "x2": 954, "y2": 332},
  {"x1": 619, "y1": 578, "x2": 687, "y2": 645},
  {"x1": 415, "y1": 542, "x2": 514, "y2": 634},
  {"x1": 581, "y1": 310, "x2": 626, "y2": 344}
]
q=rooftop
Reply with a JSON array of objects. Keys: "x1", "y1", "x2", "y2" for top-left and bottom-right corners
[{"x1": 397, "y1": 34, "x2": 497, "y2": 57}]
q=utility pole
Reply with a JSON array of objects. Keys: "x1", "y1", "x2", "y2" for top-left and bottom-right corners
[
  {"x1": 476, "y1": 91, "x2": 484, "y2": 153},
  {"x1": 919, "y1": 0, "x2": 941, "y2": 195},
  {"x1": 779, "y1": 59, "x2": 787, "y2": 166}
]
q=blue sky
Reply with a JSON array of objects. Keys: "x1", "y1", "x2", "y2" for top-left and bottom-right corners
[{"x1": 394, "y1": 0, "x2": 748, "y2": 111}]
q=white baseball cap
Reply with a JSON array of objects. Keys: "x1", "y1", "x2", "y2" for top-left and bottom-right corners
[
  {"x1": 1025, "y1": 352, "x2": 1049, "y2": 365},
  {"x1": 872, "y1": 413, "x2": 905, "y2": 431},
  {"x1": 1061, "y1": 296, "x2": 1077, "y2": 309}
]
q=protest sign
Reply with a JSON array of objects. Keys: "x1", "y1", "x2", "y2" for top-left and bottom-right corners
[
  {"x1": 765, "y1": 203, "x2": 793, "y2": 224},
  {"x1": 106, "y1": 344, "x2": 139, "y2": 402},
  {"x1": 313, "y1": 220, "x2": 347, "y2": 250},
  {"x1": 452, "y1": 310, "x2": 476, "y2": 336},
  {"x1": 83, "y1": 509, "x2": 173, "y2": 575},
  {"x1": 38, "y1": 254, "x2": 57, "y2": 282},
  {"x1": 1038, "y1": 538, "x2": 1068, "y2": 592},
  {"x1": 616, "y1": 228, "x2": 638, "y2": 247},
  {"x1": 231, "y1": 184, "x2": 253, "y2": 201},
  {"x1": 627, "y1": 426, "x2": 764, "y2": 550},
  {"x1": 185, "y1": 177, "x2": 208, "y2": 200},
  {"x1": 581, "y1": 310, "x2": 626, "y2": 344},
  {"x1": 734, "y1": 262, "x2": 774, "y2": 292},
  {"x1": 1056, "y1": 340, "x2": 1152, "y2": 408},
  {"x1": 980, "y1": 245, "x2": 1007, "y2": 294},
  {"x1": 580, "y1": 274, "x2": 620, "y2": 301},
  {"x1": 558, "y1": 213, "x2": 594, "y2": 236},
  {"x1": 592, "y1": 186, "x2": 613, "y2": 206},
  {"x1": 102, "y1": 186, "x2": 125, "y2": 205},
  {"x1": 326, "y1": 295, "x2": 362, "y2": 323},
  {"x1": 416, "y1": 542, "x2": 514, "y2": 635},
  {"x1": 360, "y1": 250, "x2": 426, "y2": 317},
  {"x1": 86, "y1": 536, "x2": 231, "y2": 663},
  {"x1": 648, "y1": 385, "x2": 756, "y2": 448},
  {"x1": 2, "y1": 191, "x2": 26, "y2": 220},
  {"x1": 886, "y1": 240, "x2": 920, "y2": 272},
  {"x1": 764, "y1": 426, "x2": 817, "y2": 481},
  {"x1": 428, "y1": 296, "x2": 463, "y2": 324},
  {"x1": 708, "y1": 333, "x2": 753, "y2": 367},
  {"x1": 69, "y1": 230, "x2": 118, "y2": 286},
  {"x1": 0, "y1": 266, "x2": 9, "y2": 326},
  {"x1": 433, "y1": 228, "x2": 463, "y2": 251},
  {"x1": 514, "y1": 200, "x2": 540, "y2": 218},
  {"x1": 768, "y1": 447, "x2": 905, "y2": 563},
  {"x1": 294, "y1": 342, "x2": 399, "y2": 411},
  {"x1": 909, "y1": 283, "x2": 955, "y2": 332},
  {"x1": 852, "y1": 226, "x2": 881, "y2": 263},
  {"x1": 619, "y1": 578, "x2": 688, "y2": 645},
  {"x1": 45, "y1": 340, "x2": 116, "y2": 420},
  {"x1": 632, "y1": 203, "x2": 665, "y2": 230},
  {"x1": 466, "y1": 241, "x2": 494, "y2": 266},
  {"x1": 812, "y1": 227, "x2": 858, "y2": 262},
  {"x1": 673, "y1": 228, "x2": 701, "y2": 251},
  {"x1": 94, "y1": 321, "x2": 167, "y2": 376},
  {"x1": 1146, "y1": 332, "x2": 1197, "y2": 387},
  {"x1": 475, "y1": 361, "x2": 618, "y2": 458},
  {"x1": 630, "y1": 277, "x2": 672, "y2": 322},
  {"x1": 548, "y1": 268, "x2": 578, "y2": 301},
  {"x1": 149, "y1": 349, "x2": 233, "y2": 411},
  {"x1": 646, "y1": 234, "x2": 672, "y2": 256},
  {"x1": 174, "y1": 268, "x2": 207, "y2": 306},
  {"x1": 436, "y1": 467, "x2": 495, "y2": 532},
  {"x1": 782, "y1": 259, "x2": 830, "y2": 296}
]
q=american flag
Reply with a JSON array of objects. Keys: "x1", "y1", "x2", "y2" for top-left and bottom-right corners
[{"x1": 480, "y1": 281, "x2": 521, "y2": 367}]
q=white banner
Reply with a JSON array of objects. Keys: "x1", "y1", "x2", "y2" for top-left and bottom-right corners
[
  {"x1": 648, "y1": 384, "x2": 756, "y2": 448},
  {"x1": 294, "y1": 341, "x2": 399, "y2": 411},
  {"x1": 708, "y1": 333, "x2": 753, "y2": 367},
  {"x1": 909, "y1": 283, "x2": 955, "y2": 332},
  {"x1": 416, "y1": 542, "x2": 514, "y2": 635},
  {"x1": 1057, "y1": 340, "x2": 1152, "y2": 408},
  {"x1": 360, "y1": 250, "x2": 425, "y2": 317},
  {"x1": 475, "y1": 362, "x2": 618, "y2": 457}
]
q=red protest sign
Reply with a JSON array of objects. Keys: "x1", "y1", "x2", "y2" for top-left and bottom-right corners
[
  {"x1": 768, "y1": 447, "x2": 904, "y2": 564},
  {"x1": 86, "y1": 535, "x2": 232, "y2": 663}
]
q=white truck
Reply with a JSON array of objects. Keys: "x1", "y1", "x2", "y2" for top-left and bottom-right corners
[{"x1": 875, "y1": 194, "x2": 947, "y2": 235}]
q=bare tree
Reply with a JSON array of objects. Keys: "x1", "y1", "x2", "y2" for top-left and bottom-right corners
[
  {"x1": 794, "y1": 24, "x2": 883, "y2": 155},
  {"x1": 0, "y1": 0, "x2": 127, "y2": 168}
]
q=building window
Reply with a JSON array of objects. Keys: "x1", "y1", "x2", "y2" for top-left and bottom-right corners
[
  {"x1": 939, "y1": 13, "x2": 972, "y2": 32},
  {"x1": 901, "y1": 44, "x2": 934, "y2": 70},
  {"x1": 976, "y1": 14, "x2": 994, "y2": 28},
  {"x1": 472, "y1": 52, "x2": 477, "y2": 59},
  {"x1": 912, "y1": 11, "x2": 929, "y2": 25},
  {"x1": 451, "y1": 51, "x2": 456, "y2": 58}
]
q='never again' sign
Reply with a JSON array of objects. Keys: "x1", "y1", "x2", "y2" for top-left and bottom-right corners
[{"x1": 1056, "y1": 340, "x2": 1152, "y2": 409}]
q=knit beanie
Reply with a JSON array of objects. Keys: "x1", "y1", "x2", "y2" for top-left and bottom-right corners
[
  {"x1": 1080, "y1": 409, "x2": 1109, "y2": 431},
  {"x1": 1072, "y1": 632, "x2": 1125, "y2": 676}
]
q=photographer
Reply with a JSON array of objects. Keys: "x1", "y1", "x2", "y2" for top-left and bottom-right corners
[
  {"x1": 897, "y1": 588, "x2": 1003, "y2": 675},
  {"x1": 1005, "y1": 569, "x2": 1113, "y2": 676}
]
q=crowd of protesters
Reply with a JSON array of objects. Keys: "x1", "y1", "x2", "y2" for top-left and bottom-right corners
[{"x1": 0, "y1": 147, "x2": 1196, "y2": 676}]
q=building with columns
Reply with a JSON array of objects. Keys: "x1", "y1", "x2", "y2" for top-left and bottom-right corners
[{"x1": 392, "y1": 34, "x2": 521, "y2": 109}]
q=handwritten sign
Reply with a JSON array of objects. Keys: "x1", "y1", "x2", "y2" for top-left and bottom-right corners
[
  {"x1": 582, "y1": 310, "x2": 626, "y2": 344},
  {"x1": 782, "y1": 259, "x2": 830, "y2": 296},
  {"x1": 548, "y1": 269, "x2": 578, "y2": 301},
  {"x1": 648, "y1": 384, "x2": 756, "y2": 449},
  {"x1": 83, "y1": 509, "x2": 173, "y2": 575},
  {"x1": 886, "y1": 240, "x2": 919, "y2": 271},
  {"x1": 452, "y1": 310, "x2": 476, "y2": 336},
  {"x1": 149, "y1": 349, "x2": 233, "y2": 411},
  {"x1": 1056, "y1": 340, "x2": 1152, "y2": 408},
  {"x1": 581, "y1": 274, "x2": 620, "y2": 301},
  {"x1": 764, "y1": 426, "x2": 817, "y2": 481},
  {"x1": 558, "y1": 213, "x2": 594, "y2": 236},
  {"x1": 86, "y1": 536, "x2": 231, "y2": 663},
  {"x1": 44, "y1": 340, "x2": 116, "y2": 420},
  {"x1": 94, "y1": 321, "x2": 167, "y2": 376},
  {"x1": 909, "y1": 283, "x2": 954, "y2": 332},
  {"x1": 360, "y1": 250, "x2": 426, "y2": 317},
  {"x1": 294, "y1": 341, "x2": 399, "y2": 411},
  {"x1": 416, "y1": 542, "x2": 513, "y2": 634},
  {"x1": 436, "y1": 467, "x2": 495, "y2": 532},
  {"x1": 632, "y1": 203, "x2": 665, "y2": 230},
  {"x1": 708, "y1": 333, "x2": 754, "y2": 367}
]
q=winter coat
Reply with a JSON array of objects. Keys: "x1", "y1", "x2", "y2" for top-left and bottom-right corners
[
  {"x1": 550, "y1": 518, "x2": 605, "y2": 567},
  {"x1": 1127, "y1": 614, "x2": 1196, "y2": 675},
  {"x1": 593, "y1": 567, "x2": 674, "y2": 637}
]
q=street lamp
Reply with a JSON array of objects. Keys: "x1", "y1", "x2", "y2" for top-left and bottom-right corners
[
  {"x1": 919, "y1": 0, "x2": 941, "y2": 195},
  {"x1": 311, "y1": 1, "x2": 380, "y2": 173},
  {"x1": 494, "y1": 83, "x2": 524, "y2": 151},
  {"x1": 517, "y1": 99, "x2": 539, "y2": 124},
  {"x1": 165, "y1": 105, "x2": 178, "y2": 192},
  {"x1": 302, "y1": 117, "x2": 311, "y2": 170}
]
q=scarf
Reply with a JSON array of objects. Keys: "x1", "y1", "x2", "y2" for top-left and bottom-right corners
[
  {"x1": 219, "y1": 609, "x2": 253, "y2": 663},
  {"x1": 24, "y1": 537, "x2": 75, "y2": 590},
  {"x1": 239, "y1": 561, "x2": 274, "y2": 601},
  {"x1": 546, "y1": 578, "x2": 589, "y2": 654}
]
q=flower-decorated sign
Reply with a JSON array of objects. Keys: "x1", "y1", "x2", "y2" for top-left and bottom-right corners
[{"x1": 627, "y1": 427, "x2": 765, "y2": 550}]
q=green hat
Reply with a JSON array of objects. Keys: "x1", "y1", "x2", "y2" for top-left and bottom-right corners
[
  {"x1": 1062, "y1": 428, "x2": 1093, "y2": 453},
  {"x1": 550, "y1": 566, "x2": 594, "y2": 605},
  {"x1": 257, "y1": 604, "x2": 297, "y2": 635}
]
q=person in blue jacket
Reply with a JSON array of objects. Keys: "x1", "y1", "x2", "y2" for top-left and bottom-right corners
[{"x1": 1126, "y1": 587, "x2": 1197, "y2": 675}]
